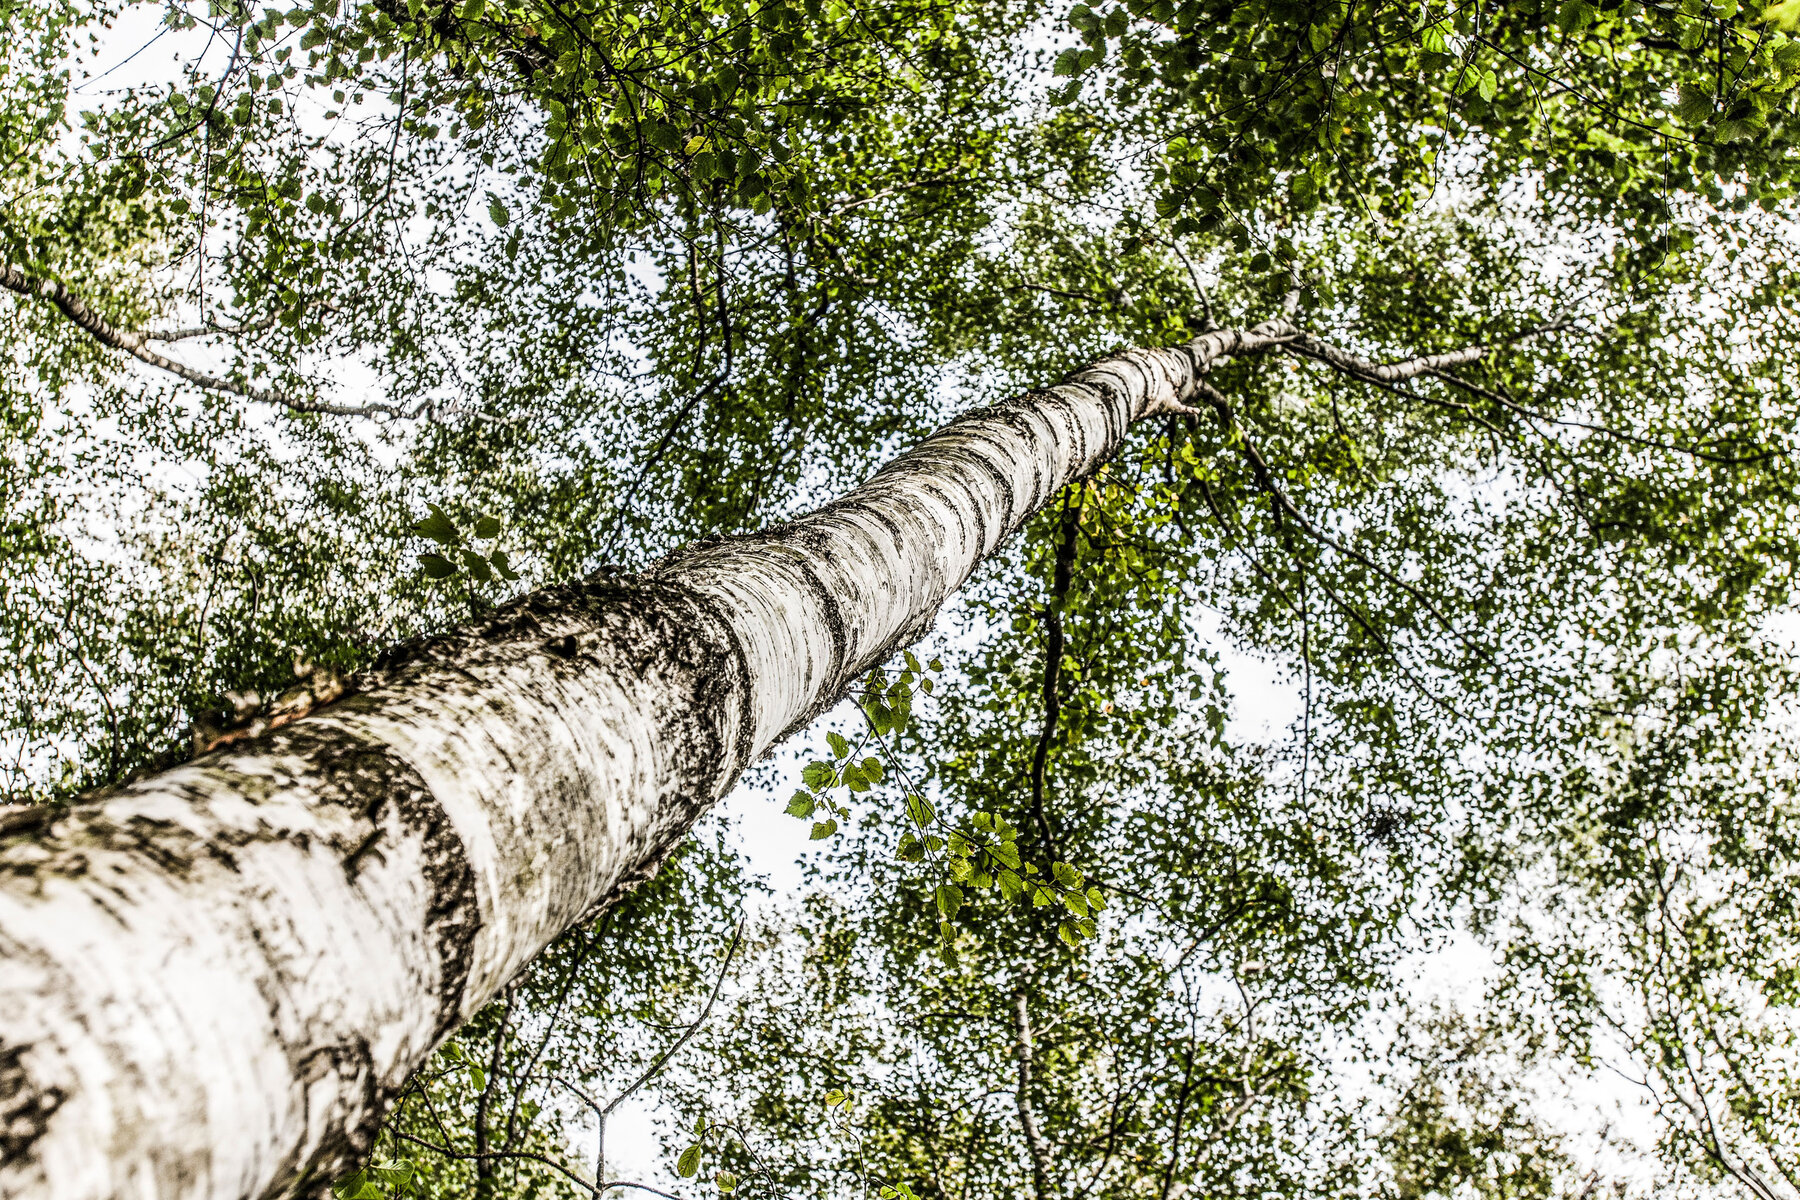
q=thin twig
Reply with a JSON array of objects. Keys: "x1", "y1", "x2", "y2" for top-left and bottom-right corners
[{"x1": 603, "y1": 918, "x2": 746, "y2": 1118}]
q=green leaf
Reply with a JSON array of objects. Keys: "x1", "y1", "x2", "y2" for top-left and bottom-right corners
[
  {"x1": 865, "y1": 700, "x2": 894, "y2": 734},
  {"x1": 802, "y1": 761, "x2": 835, "y2": 788},
  {"x1": 1052, "y1": 861, "x2": 1083, "y2": 889},
  {"x1": 473, "y1": 515, "x2": 502, "y2": 539},
  {"x1": 824, "y1": 1087, "x2": 846, "y2": 1106},
  {"x1": 1555, "y1": 0, "x2": 1594, "y2": 31},
  {"x1": 810, "y1": 819, "x2": 838, "y2": 840},
  {"x1": 826, "y1": 731, "x2": 850, "y2": 758},
  {"x1": 1675, "y1": 83, "x2": 1714, "y2": 123},
  {"x1": 677, "y1": 1145, "x2": 703, "y2": 1178},
  {"x1": 935, "y1": 883, "x2": 963, "y2": 918},
  {"x1": 372, "y1": 1163, "x2": 415, "y2": 1188},
  {"x1": 469, "y1": 1066, "x2": 486, "y2": 1091},
  {"x1": 490, "y1": 551, "x2": 520, "y2": 581},
  {"x1": 785, "y1": 791, "x2": 816, "y2": 818},
  {"x1": 1086, "y1": 886, "x2": 1106, "y2": 911},
  {"x1": 861, "y1": 756, "x2": 884, "y2": 783},
  {"x1": 412, "y1": 504, "x2": 460, "y2": 546},
  {"x1": 1058, "y1": 920, "x2": 1082, "y2": 947},
  {"x1": 717, "y1": 1171, "x2": 738, "y2": 1193},
  {"x1": 418, "y1": 553, "x2": 457, "y2": 579},
  {"x1": 461, "y1": 548, "x2": 494, "y2": 582},
  {"x1": 332, "y1": 1172, "x2": 375, "y2": 1200}
]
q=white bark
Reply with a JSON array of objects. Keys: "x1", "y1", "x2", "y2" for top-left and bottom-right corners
[
  {"x1": 1012, "y1": 988, "x2": 1056, "y2": 1200},
  {"x1": 0, "y1": 326, "x2": 1288, "y2": 1200}
]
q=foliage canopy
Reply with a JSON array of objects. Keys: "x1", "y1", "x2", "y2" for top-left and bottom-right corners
[{"x1": 6, "y1": 0, "x2": 1800, "y2": 1193}]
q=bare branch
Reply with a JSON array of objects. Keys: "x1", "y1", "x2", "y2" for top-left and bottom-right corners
[
  {"x1": 1428, "y1": 368, "x2": 1782, "y2": 466},
  {"x1": 145, "y1": 314, "x2": 285, "y2": 342},
  {"x1": 603, "y1": 918, "x2": 745, "y2": 1118},
  {"x1": 1192, "y1": 376, "x2": 1478, "y2": 654},
  {"x1": 1282, "y1": 329, "x2": 1491, "y2": 384},
  {"x1": 0, "y1": 262, "x2": 404, "y2": 418}
]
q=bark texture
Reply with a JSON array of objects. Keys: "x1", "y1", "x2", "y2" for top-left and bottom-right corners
[{"x1": 0, "y1": 323, "x2": 1303, "y2": 1200}]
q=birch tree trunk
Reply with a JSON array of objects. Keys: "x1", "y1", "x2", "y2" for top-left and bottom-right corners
[{"x1": 0, "y1": 327, "x2": 1286, "y2": 1200}]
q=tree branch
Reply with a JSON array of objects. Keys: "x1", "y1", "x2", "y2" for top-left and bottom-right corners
[
  {"x1": 145, "y1": 307, "x2": 323, "y2": 341},
  {"x1": 603, "y1": 918, "x2": 745, "y2": 1119},
  {"x1": 1281, "y1": 329, "x2": 1492, "y2": 384},
  {"x1": 0, "y1": 262, "x2": 404, "y2": 418}
]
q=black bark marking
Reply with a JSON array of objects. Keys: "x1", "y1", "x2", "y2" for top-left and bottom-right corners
[
  {"x1": 1053, "y1": 383, "x2": 1099, "y2": 474},
  {"x1": 909, "y1": 472, "x2": 979, "y2": 564},
  {"x1": 0, "y1": 1044, "x2": 63, "y2": 1169},
  {"x1": 918, "y1": 436, "x2": 1021, "y2": 534},
  {"x1": 645, "y1": 581, "x2": 748, "y2": 800},
  {"x1": 0, "y1": 797, "x2": 236, "y2": 892},
  {"x1": 260, "y1": 1036, "x2": 382, "y2": 1200},
  {"x1": 577, "y1": 574, "x2": 749, "y2": 807},
  {"x1": 963, "y1": 445, "x2": 1021, "y2": 545},
  {"x1": 858, "y1": 504, "x2": 909, "y2": 558},
  {"x1": 789, "y1": 539, "x2": 850, "y2": 683},
  {"x1": 0, "y1": 805, "x2": 55, "y2": 846},
  {"x1": 271, "y1": 726, "x2": 480, "y2": 1039},
  {"x1": 674, "y1": 586, "x2": 757, "y2": 781}
]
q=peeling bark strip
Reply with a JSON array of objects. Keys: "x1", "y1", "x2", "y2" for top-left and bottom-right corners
[{"x1": 0, "y1": 319, "x2": 1492, "y2": 1200}]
